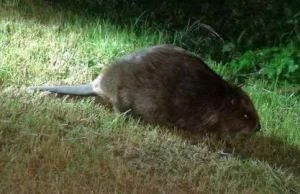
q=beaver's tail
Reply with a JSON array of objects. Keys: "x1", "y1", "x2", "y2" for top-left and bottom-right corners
[{"x1": 29, "y1": 84, "x2": 96, "y2": 96}]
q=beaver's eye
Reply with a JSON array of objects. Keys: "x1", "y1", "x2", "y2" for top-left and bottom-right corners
[{"x1": 244, "y1": 114, "x2": 248, "y2": 119}]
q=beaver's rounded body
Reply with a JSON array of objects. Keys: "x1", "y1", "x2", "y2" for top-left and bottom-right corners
[
  {"x1": 31, "y1": 44, "x2": 261, "y2": 135},
  {"x1": 92, "y1": 45, "x2": 260, "y2": 134}
]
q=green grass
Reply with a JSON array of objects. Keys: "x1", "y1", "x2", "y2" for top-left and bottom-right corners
[{"x1": 1, "y1": 1, "x2": 300, "y2": 193}]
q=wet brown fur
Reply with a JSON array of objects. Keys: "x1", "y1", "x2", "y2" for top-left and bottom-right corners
[{"x1": 91, "y1": 44, "x2": 261, "y2": 135}]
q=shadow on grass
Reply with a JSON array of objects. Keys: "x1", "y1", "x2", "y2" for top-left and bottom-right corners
[{"x1": 180, "y1": 130, "x2": 300, "y2": 174}]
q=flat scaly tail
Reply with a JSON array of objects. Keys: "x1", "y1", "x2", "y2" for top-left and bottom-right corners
[{"x1": 29, "y1": 84, "x2": 96, "y2": 96}]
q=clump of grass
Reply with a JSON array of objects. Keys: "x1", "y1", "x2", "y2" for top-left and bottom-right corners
[
  {"x1": 1, "y1": 1, "x2": 300, "y2": 193},
  {"x1": 0, "y1": 0, "x2": 167, "y2": 86},
  {"x1": 43, "y1": 0, "x2": 300, "y2": 62}
]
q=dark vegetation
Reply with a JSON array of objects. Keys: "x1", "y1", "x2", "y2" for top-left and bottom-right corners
[{"x1": 36, "y1": 0, "x2": 300, "y2": 86}]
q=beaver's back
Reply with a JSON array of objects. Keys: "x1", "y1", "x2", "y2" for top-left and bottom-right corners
[{"x1": 99, "y1": 45, "x2": 231, "y2": 126}]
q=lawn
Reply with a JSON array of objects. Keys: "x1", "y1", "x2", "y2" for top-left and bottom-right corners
[{"x1": 1, "y1": 1, "x2": 300, "y2": 193}]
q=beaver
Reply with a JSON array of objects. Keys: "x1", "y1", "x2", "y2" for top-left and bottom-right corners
[{"x1": 29, "y1": 44, "x2": 261, "y2": 135}]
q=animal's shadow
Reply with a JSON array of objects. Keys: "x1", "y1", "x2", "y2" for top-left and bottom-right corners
[{"x1": 179, "y1": 130, "x2": 300, "y2": 174}]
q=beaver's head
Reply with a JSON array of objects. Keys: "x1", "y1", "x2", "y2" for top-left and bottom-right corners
[{"x1": 219, "y1": 86, "x2": 261, "y2": 135}]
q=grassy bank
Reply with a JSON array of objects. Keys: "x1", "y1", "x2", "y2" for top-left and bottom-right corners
[{"x1": 1, "y1": 1, "x2": 300, "y2": 193}]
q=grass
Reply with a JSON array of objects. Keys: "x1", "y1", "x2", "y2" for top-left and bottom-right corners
[{"x1": 1, "y1": 1, "x2": 300, "y2": 193}]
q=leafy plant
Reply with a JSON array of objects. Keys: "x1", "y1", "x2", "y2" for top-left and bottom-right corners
[{"x1": 226, "y1": 43, "x2": 300, "y2": 83}]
